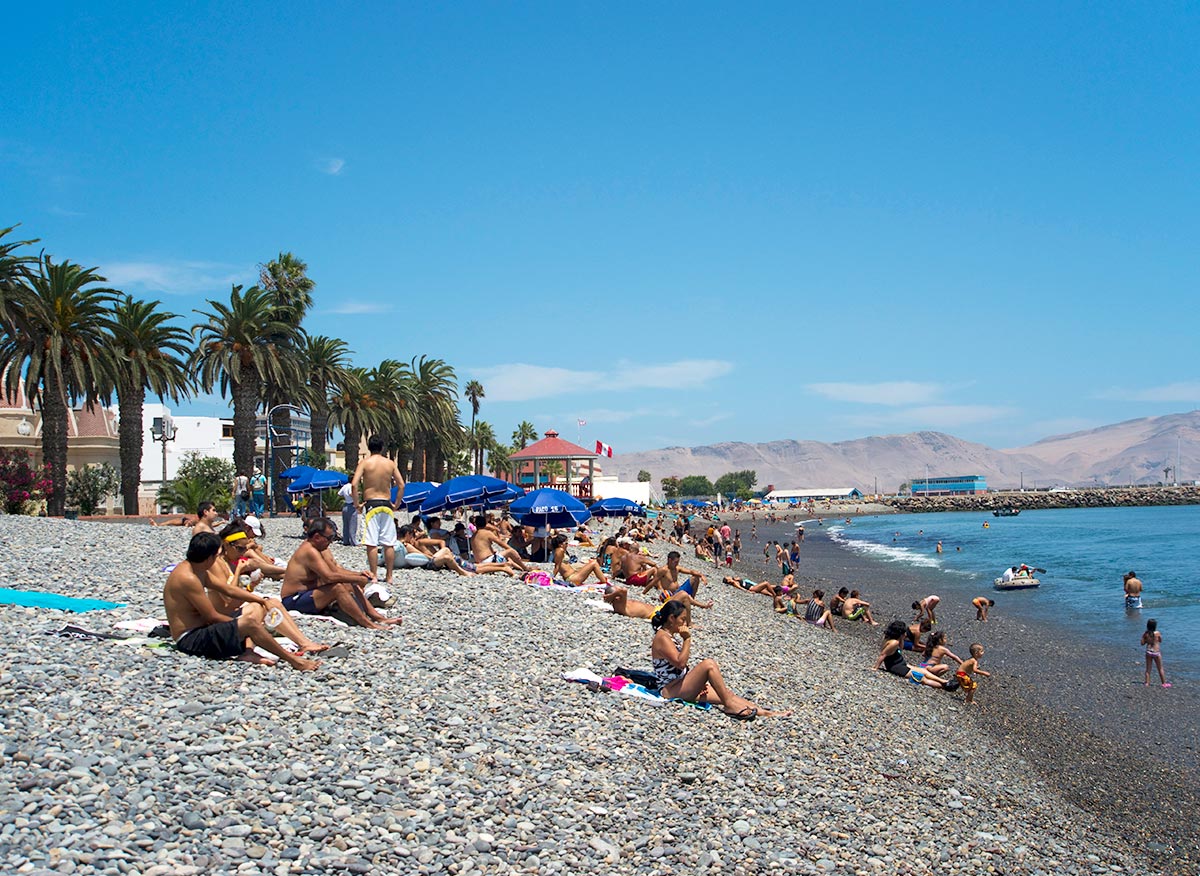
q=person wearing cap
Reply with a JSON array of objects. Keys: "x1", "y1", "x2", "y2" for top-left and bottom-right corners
[{"x1": 249, "y1": 468, "x2": 267, "y2": 516}]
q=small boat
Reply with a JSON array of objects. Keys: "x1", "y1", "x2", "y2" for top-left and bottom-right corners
[
  {"x1": 993, "y1": 576, "x2": 1040, "y2": 591},
  {"x1": 992, "y1": 508, "x2": 1020, "y2": 517}
]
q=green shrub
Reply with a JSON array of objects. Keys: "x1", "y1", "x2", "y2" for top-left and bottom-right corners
[{"x1": 66, "y1": 463, "x2": 120, "y2": 515}]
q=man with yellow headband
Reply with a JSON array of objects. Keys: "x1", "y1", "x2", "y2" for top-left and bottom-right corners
[
  {"x1": 203, "y1": 521, "x2": 330, "y2": 655},
  {"x1": 351, "y1": 434, "x2": 405, "y2": 587}
]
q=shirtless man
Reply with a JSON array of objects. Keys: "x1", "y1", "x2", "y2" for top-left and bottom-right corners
[
  {"x1": 471, "y1": 514, "x2": 529, "y2": 572},
  {"x1": 163, "y1": 532, "x2": 319, "y2": 670},
  {"x1": 647, "y1": 551, "x2": 712, "y2": 607},
  {"x1": 841, "y1": 589, "x2": 880, "y2": 625},
  {"x1": 620, "y1": 551, "x2": 658, "y2": 590},
  {"x1": 191, "y1": 502, "x2": 220, "y2": 536},
  {"x1": 205, "y1": 522, "x2": 330, "y2": 654},
  {"x1": 1123, "y1": 571, "x2": 1143, "y2": 610},
  {"x1": 281, "y1": 517, "x2": 402, "y2": 630},
  {"x1": 351, "y1": 435, "x2": 405, "y2": 585}
]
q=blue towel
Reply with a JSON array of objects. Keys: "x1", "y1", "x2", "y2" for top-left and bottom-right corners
[{"x1": 0, "y1": 588, "x2": 125, "y2": 612}]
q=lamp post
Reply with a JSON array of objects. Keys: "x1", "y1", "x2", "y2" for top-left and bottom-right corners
[
  {"x1": 266, "y1": 403, "x2": 304, "y2": 517},
  {"x1": 150, "y1": 413, "x2": 176, "y2": 498}
]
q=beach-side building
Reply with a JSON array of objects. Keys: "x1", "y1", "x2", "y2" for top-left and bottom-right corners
[
  {"x1": 509, "y1": 430, "x2": 603, "y2": 500},
  {"x1": 590, "y1": 476, "x2": 650, "y2": 505},
  {"x1": 910, "y1": 475, "x2": 987, "y2": 496},
  {"x1": 764, "y1": 488, "x2": 863, "y2": 504}
]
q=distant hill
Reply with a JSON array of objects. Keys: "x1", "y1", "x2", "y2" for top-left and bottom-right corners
[{"x1": 606, "y1": 410, "x2": 1200, "y2": 493}]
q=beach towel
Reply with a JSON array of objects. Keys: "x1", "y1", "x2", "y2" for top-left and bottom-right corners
[{"x1": 0, "y1": 588, "x2": 124, "y2": 613}]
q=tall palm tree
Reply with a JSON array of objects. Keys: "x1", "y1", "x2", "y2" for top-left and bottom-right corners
[
  {"x1": 473, "y1": 420, "x2": 496, "y2": 476},
  {"x1": 512, "y1": 420, "x2": 538, "y2": 450},
  {"x1": 464, "y1": 379, "x2": 485, "y2": 473},
  {"x1": 406, "y1": 356, "x2": 460, "y2": 482},
  {"x1": 300, "y1": 335, "x2": 352, "y2": 462},
  {"x1": 329, "y1": 367, "x2": 382, "y2": 473},
  {"x1": 193, "y1": 285, "x2": 302, "y2": 478},
  {"x1": 258, "y1": 252, "x2": 314, "y2": 497},
  {"x1": 0, "y1": 257, "x2": 118, "y2": 515},
  {"x1": 110, "y1": 296, "x2": 194, "y2": 515},
  {"x1": 366, "y1": 358, "x2": 415, "y2": 469}
]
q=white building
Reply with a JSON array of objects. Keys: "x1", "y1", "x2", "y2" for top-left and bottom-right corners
[
  {"x1": 590, "y1": 476, "x2": 651, "y2": 505},
  {"x1": 764, "y1": 488, "x2": 863, "y2": 505}
]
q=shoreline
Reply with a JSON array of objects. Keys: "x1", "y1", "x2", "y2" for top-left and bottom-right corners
[
  {"x1": 730, "y1": 512, "x2": 1199, "y2": 868},
  {"x1": 0, "y1": 514, "x2": 1185, "y2": 874}
]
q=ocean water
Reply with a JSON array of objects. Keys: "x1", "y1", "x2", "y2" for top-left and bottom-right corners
[{"x1": 827, "y1": 505, "x2": 1200, "y2": 680}]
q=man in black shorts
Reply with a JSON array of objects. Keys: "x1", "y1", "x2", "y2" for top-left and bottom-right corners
[{"x1": 163, "y1": 532, "x2": 319, "y2": 670}]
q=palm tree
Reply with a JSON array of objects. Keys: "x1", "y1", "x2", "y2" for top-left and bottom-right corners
[
  {"x1": 258, "y1": 252, "x2": 315, "y2": 498},
  {"x1": 329, "y1": 367, "x2": 382, "y2": 473},
  {"x1": 367, "y1": 358, "x2": 415, "y2": 470},
  {"x1": 0, "y1": 225, "x2": 38, "y2": 332},
  {"x1": 301, "y1": 335, "x2": 352, "y2": 461},
  {"x1": 0, "y1": 257, "x2": 118, "y2": 515},
  {"x1": 512, "y1": 420, "x2": 538, "y2": 450},
  {"x1": 487, "y1": 442, "x2": 513, "y2": 480},
  {"x1": 193, "y1": 285, "x2": 303, "y2": 478},
  {"x1": 110, "y1": 296, "x2": 194, "y2": 515},
  {"x1": 406, "y1": 356, "x2": 460, "y2": 482},
  {"x1": 473, "y1": 420, "x2": 496, "y2": 476},
  {"x1": 464, "y1": 380, "x2": 485, "y2": 473}
]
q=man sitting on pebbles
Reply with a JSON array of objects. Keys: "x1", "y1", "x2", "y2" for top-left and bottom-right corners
[
  {"x1": 281, "y1": 517, "x2": 403, "y2": 631},
  {"x1": 191, "y1": 501, "x2": 221, "y2": 536},
  {"x1": 646, "y1": 551, "x2": 713, "y2": 608},
  {"x1": 163, "y1": 533, "x2": 319, "y2": 671},
  {"x1": 202, "y1": 521, "x2": 331, "y2": 655}
]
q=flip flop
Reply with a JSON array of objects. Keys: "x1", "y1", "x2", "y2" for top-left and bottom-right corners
[{"x1": 726, "y1": 706, "x2": 757, "y2": 721}]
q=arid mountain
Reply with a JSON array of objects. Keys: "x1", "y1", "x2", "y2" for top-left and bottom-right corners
[{"x1": 607, "y1": 411, "x2": 1200, "y2": 493}]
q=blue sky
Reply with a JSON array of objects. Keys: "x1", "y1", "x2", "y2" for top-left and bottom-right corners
[{"x1": 5, "y1": 3, "x2": 1199, "y2": 453}]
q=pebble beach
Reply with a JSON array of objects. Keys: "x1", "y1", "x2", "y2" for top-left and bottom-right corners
[{"x1": 0, "y1": 514, "x2": 1186, "y2": 875}]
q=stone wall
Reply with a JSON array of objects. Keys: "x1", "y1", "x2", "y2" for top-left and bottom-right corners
[{"x1": 885, "y1": 486, "x2": 1200, "y2": 513}]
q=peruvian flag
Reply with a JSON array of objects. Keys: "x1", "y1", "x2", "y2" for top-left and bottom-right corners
[{"x1": 595, "y1": 440, "x2": 613, "y2": 458}]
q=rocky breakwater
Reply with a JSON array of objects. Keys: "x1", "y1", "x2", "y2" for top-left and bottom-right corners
[{"x1": 886, "y1": 485, "x2": 1200, "y2": 514}]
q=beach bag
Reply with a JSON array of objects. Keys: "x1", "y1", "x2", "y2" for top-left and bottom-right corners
[{"x1": 522, "y1": 570, "x2": 553, "y2": 587}]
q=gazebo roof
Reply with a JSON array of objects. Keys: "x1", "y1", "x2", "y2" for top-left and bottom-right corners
[{"x1": 510, "y1": 429, "x2": 595, "y2": 460}]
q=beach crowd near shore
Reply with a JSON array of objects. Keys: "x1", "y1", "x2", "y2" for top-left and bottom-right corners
[{"x1": 0, "y1": 495, "x2": 1194, "y2": 875}]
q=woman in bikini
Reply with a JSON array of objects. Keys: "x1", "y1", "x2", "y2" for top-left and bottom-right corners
[
  {"x1": 650, "y1": 600, "x2": 791, "y2": 719},
  {"x1": 875, "y1": 620, "x2": 948, "y2": 690},
  {"x1": 1142, "y1": 619, "x2": 1169, "y2": 687},
  {"x1": 551, "y1": 534, "x2": 608, "y2": 586}
]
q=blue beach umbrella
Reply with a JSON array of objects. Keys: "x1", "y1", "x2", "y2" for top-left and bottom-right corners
[
  {"x1": 496, "y1": 483, "x2": 526, "y2": 503},
  {"x1": 279, "y1": 464, "x2": 317, "y2": 480},
  {"x1": 589, "y1": 497, "x2": 646, "y2": 518},
  {"x1": 510, "y1": 488, "x2": 592, "y2": 529},
  {"x1": 308, "y1": 470, "x2": 349, "y2": 491},
  {"x1": 419, "y1": 475, "x2": 511, "y2": 514},
  {"x1": 392, "y1": 481, "x2": 439, "y2": 510}
]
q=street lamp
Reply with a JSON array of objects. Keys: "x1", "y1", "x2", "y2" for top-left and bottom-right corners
[
  {"x1": 150, "y1": 413, "x2": 176, "y2": 493},
  {"x1": 266, "y1": 403, "x2": 304, "y2": 517}
]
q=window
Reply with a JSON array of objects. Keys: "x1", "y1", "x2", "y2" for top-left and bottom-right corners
[{"x1": 222, "y1": 424, "x2": 234, "y2": 438}]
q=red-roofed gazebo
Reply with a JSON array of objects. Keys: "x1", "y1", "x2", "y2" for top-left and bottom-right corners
[{"x1": 509, "y1": 429, "x2": 598, "y2": 500}]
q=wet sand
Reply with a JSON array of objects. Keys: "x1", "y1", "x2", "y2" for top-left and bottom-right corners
[{"x1": 732, "y1": 512, "x2": 1200, "y2": 871}]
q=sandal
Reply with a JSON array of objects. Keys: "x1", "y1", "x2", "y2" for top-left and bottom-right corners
[{"x1": 726, "y1": 706, "x2": 757, "y2": 721}]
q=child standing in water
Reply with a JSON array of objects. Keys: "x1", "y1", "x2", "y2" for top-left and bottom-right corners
[{"x1": 1142, "y1": 619, "x2": 1169, "y2": 687}]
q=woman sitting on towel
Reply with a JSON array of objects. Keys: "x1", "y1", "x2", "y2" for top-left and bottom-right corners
[
  {"x1": 650, "y1": 601, "x2": 791, "y2": 719},
  {"x1": 397, "y1": 525, "x2": 475, "y2": 576},
  {"x1": 551, "y1": 534, "x2": 609, "y2": 586}
]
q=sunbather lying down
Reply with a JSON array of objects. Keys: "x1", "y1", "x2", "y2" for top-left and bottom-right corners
[{"x1": 650, "y1": 600, "x2": 792, "y2": 719}]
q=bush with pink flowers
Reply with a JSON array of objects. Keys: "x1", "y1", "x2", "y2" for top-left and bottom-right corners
[{"x1": 0, "y1": 448, "x2": 54, "y2": 514}]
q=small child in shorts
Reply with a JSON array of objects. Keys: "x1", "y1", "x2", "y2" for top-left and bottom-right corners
[{"x1": 955, "y1": 643, "x2": 991, "y2": 705}]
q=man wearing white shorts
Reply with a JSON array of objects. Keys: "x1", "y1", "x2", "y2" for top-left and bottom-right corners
[{"x1": 352, "y1": 435, "x2": 405, "y2": 585}]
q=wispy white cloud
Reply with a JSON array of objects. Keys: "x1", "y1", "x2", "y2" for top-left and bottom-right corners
[
  {"x1": 1095, "y1": 382, "x2": 1200, "y2": 402},
  {"x1": 474, "y1": 359, "x2": 733, "y2": 402},
  {"x1": 577, "y1": 407, "x2": 663, "y2": 424},
  {"x1": 48, "y1": 205, "x2": 85, "y2": 218},
  {"x1": 325, "y1": 301, "x2": 390, "y2": 315},
  {"x1": 806, "y1": 381, "x2": 946, "y2": 406},
  {"x1": 319, "y1": 157, "x2": 346, "y2": 176},
  {"x1": 101, "y1": 260, "x2": 252, "y2": 296}
]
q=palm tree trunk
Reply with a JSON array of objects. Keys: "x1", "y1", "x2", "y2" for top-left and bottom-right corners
[
  {"x1": 310, "y1": 399, "x2": 329, "y2": 462},
  {"x1": 470, "y1": 411, "x2": 478, "y2": 475},
  {"x1": 41, "y1": 369, "x2": 69, "y2": 516},
  {"x1": 343, "y1": 426, "x2": 362, "y2": 473},
  {"x1": 411, "y1": 433, "x2": 426, "y2": 482},
  {"x1": 233, "y1": 372, "x2": 259, "y2": 485},
  {"x1": 271, "y1": 404, "x2": 293, "y2": 507},
  {"x1": 118, "y1": 383, "x2": 145, "y2": 515}
]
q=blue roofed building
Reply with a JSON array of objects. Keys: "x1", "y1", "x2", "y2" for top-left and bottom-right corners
[{"x1": 910, "y1": 475, "x2": 987, "y2": 496}]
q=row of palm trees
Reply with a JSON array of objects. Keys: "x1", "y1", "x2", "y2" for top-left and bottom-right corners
[{"x1": 0, "y1": 224, "x2": 524, "y2": 516}]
